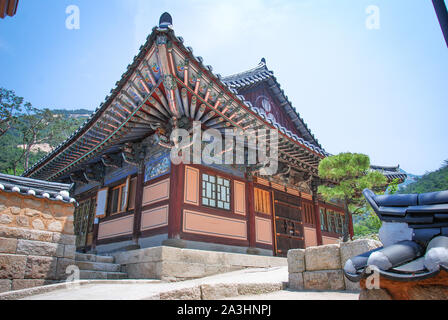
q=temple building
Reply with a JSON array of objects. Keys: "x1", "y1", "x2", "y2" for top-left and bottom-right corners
[{"x1": 23, "y1": 13, "x2": 403, "y2": 257}]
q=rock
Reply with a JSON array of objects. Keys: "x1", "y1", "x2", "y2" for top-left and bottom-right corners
[
  {"x1": 289, "y1": 272, "x2": 304, "y2": 290},
  {"x1": 407, "y1": 286, "x2": 448, "y2": 300},
  {"x1": 305, "y1": 244, "x2": 341, "y2": 271},
  {"x1": 339, "y1": 239, "x2": 382, "y2": 266},
  {"x1": 16, "y1": 240, "x2": 58, "y2": 257},
  {"x1": 0, "y1": 214, "x2": 12, "y2": 225},
  {"x1": 287, "y1": 249, "x2": 305, "y2": 273},
  {"x1": 48, "y1": 221, "x2": 63, "y2": 232},
  {"x1": 0, "y1": 254, "x2": 27, "y2": 279},
  {"x1": 0, "y1": 279, "x2": 11, "y2": 293},
  {"x1": 16, "y1": 216, "x2": 29, "y2": 227},
  {"x1": 303, "y1": 270, "x2": 345, "y2": 291},
  {"x1": 159, "y1": 287, "x2": 202, "y2": 300},
  {"x1": 10, "y1": 207, "x2": 20, "y2": 215},
  {"x1": 24, "y1": 256, "x2": 57, "y2": 280},
  {"x1": 31, "y1": 219, "x2": 45, "y2": 230},
  {"x1": 24, "y1": 209, "x2": 41, "y2": 217},
  {"x1": 0, "y1": 237, "x2": 17, "y2": 254},
  {"x1": 359, "y1": 288, "x2": 392, "y2": 300},
  {"x1": 200, "y1": 284, "x2": 238, "y2": 300}
]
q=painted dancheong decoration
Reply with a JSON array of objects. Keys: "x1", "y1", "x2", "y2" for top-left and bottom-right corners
[
  {"x1": 344, "y1": 188, "x2": 448, "y2": 282},
  {"x1": 22, "y1": 13, "x2": 403, "y2": 256}
]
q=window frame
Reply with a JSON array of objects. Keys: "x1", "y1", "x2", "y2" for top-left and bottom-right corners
[{"x1": 200, "y1": 172, "x2": 232, "y2": 211}]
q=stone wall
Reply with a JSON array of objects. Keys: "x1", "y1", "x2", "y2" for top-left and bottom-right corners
[
  {"x1": 114, "y1": 246, "x2": 287, "y2": 282},
  {"x1": 0, "y1": 192, "x2": 76, "y2": 293},
  {"x1": 288, "y1": 239, "x2": 381, "y2": 291}
]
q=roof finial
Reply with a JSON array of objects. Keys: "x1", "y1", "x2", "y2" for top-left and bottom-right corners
[
  {"x1": 260, "y1": 57, "x2": 266, "y2": 65},
  {"x1": 159, "y1": 12, "x2": 173, "y2": 29}
]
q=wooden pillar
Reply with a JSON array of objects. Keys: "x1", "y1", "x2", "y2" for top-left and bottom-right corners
[
  {"x1": 168, "y1": 163, "x2": 184, "y2": 239},
  {"x1": 311, "y1": 180, "x2": 323, "y2": 246},
  {"x1": 246, "y1": 177, "x2": 256, "y2": 248},
  {"x1": 348, "y1": 211, "x2": 354, "y2": 239},
  {"x1": 132, "y1": 162, "x2": 145, "y2": 244}
]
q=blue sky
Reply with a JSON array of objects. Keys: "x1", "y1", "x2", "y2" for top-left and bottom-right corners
[{"x1": 0, "y1": 0, "x2": 447, "y2": 175}]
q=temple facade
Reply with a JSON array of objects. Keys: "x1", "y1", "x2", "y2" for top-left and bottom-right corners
[{"x1": 22, "y1": 13, "x2": 391, "y2": 257}]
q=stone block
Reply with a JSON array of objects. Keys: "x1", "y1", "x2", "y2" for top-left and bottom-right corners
[
  {"x1": 339, "y1": 239, "x2": 382, "y2": 267},
  {"x1": 0, "y1": 214, "x2": 12, "y2": 225},
  {"x1": 53, "y1": 233, "x2": 76, "y2": 245},
  {"x1": 24, "y1": 209, "x2": 41, "y2": 217},
  {"x1": 287, "y1": 249, "x2": 305, "y2": 273},
  {"x1": 126, "y1": 262, "x2": 160, "y2": 279},
  {"x1": 0, "y1": 279, "x2": 11, "y2": 293},
  {"x1": 12, "y1": 279, "x2": 57, "y2": 291},
  {"x1": 16, "y1": 239, "x2": 59, "y2": 257},
  {"x1": 179, "y1": 249, "x2": 225, "y2": 265},
  {"x1": 159, "y1": 287, "x2": 202, "y2": 300},
  {"x1": 303, "y1": 270, "x2": 345, "y2": 291},
  {"x1": 31, "y1": 219, "x2": 45, "y2": 230},
  {"x1": 289, "y1": 272, "x2": 304, "y2": 290},
  {"x1": 16, "y1": 216, "x2": 30, "y2": 227},
  {"x1": 0, "y1": 226, "x2": 53, "y2": 242},
  {"x1": 10, "y1": 207, "x2": 20, "y2": 215},
  {"x1": 237, "y1": 283, "x2": 283, "y2": 296},
  {"x1": 76, "y1": 261, "x2": 120, "y2": 272},
  {"x1": 160, "y1": 261, "x2": 206, "y2": 279},
  {"x1": 95, "y1": 255, "x2": 114, "y2": 263},
  {"x1": 48, "y1": 221, "x2": 63, "y2": 232},
  {"x1": 344, "y1": 277, "x2": 361, "y2": 291},
  {"x1": 56, "y1": 258, "x2": 76, "y2": 280},
  {"x1": 359, "y1": 288, "x2": 392, "y2": 300},
  {"x1": 0, "y1": 237, "x2": 17, "y2": 254},
  {"x1": 64, "y1": 245, "x2": 76, "y2": 259},
  {"x1": 63, "y1": 221, "x2": 74, "y2": 234},
  {"x1": 0, "y1": 254, "x2": 26, "y2": 279},
  {"x1": 25, "y1": 256, "x2": 57, "y2": 280},
  {"x1": 200, "y1": 284, "x2": 239, "y2": 300},
  {"x1": 305, "y1": 244, "x2": 341, "y2": 271}
]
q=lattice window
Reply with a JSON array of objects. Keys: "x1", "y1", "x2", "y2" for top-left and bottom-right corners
[
  {"x1": 320, "y1": 208, "x2": 327, "y2": 231},
  {"x1": 254, "y1": 188, "x2": 271, "y2": 215},
  {"x1": 202, "y1": 174, "x2": 217, "y2": 207},
  {"x1": 303, "y1": 202, "x2": 315, "y2": 225},
  {"x1": 217, "y1": 177, "x2": 230, "y2": 210},
  {"x1": 201, "y1": 174, "x2": 231, "y2": 210}
]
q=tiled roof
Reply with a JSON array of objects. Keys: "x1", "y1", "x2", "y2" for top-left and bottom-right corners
[
  {"x1": 0, "y1": 173, "x2": 75, "y2": 203},
  {"x1": 23, "y1": 13, "x2": 329, "y2": 180},
  {"x1": 222, "y1": 59, "x2": 322, "y2": 149},
  {"x1": 0, "y1": 0, "x2": 18, "y2": 19},
  {"x1": 370, "y1": 165, "x2": 407, "y2": 182}
]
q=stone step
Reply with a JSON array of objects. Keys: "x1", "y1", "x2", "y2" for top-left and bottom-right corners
[
  {"x1": 76, "y1": 261, "x2": 121, "y2": 272},
  {"x1": 79, "y1": 270, "x2": 127, "y2": 280},
  {"x1": 75, "y1": 252, "x2": 114, "y2": 264}
]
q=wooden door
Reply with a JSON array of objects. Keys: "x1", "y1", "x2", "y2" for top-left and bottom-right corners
[
  {"x1": 273, "y1": 191, "x2": 304, "y2": 256},
  {"x1": 75, "y1": 198, "x2": 96, "y2": 249}
]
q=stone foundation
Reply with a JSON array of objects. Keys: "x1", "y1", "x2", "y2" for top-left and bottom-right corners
[
  {"x1": 114, "y1": 246, "x2": 286, "y2": 281},
  {"x1": 287, "y1": 239, "x2": 382, "y2": 291},
  {"x1": 0, "y1": 192, "x2": 75, "y2": 293}
]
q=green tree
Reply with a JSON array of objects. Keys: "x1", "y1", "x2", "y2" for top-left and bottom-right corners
[
  {"x1": 317, "y1": 153, "x2": 388, "y2": 242},
  {"x1": 0, "y1": 88, "x2": 28, "y2": 138}
]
